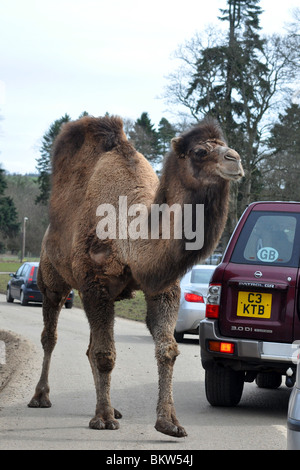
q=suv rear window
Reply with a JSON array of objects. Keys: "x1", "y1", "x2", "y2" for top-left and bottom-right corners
[{"x1": 231, "y1": 211, "x2": 300, "y2": 267}]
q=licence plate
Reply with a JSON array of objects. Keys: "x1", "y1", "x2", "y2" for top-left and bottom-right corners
[{"x1": 237, "y1": 291, "x2": 272, "y2": 319}]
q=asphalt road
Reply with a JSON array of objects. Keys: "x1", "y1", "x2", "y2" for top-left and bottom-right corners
[{"x1": 0, "y1": 294, "x2": 289, "y2": 450}]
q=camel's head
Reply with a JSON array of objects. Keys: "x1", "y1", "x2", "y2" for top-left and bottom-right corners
[{"x1": 171, "y1": 118, "x2": 244, "y2": 184}]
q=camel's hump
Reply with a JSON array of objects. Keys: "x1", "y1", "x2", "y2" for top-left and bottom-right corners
[{"x1": 52, "y1": 115, "x2": 130, "y2": 172}]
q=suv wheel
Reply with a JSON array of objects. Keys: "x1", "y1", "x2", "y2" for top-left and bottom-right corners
[
  {"x1": 20, "y1": 290, "x2": 28, "y2": 306},
  {"x1": 174, "y1": 329, "x2": 184, "y2": 343},
  {"x1": 6, "y1": 287, "x2": 14, "y2": 303},
  {"x1": 205, "y1": 365, "x2": 244, "y2": 407},
  {"x1": 255, "y1": 372, "x2": 282, "y2": 389}
]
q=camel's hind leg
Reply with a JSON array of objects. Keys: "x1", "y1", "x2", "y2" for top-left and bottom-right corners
[
  {"x1": 145, "y1": 282, "x2": 187, "y2": 438},
  {"x1": 81, "y1": 287, "x2": 120, "y2": 430},
  {"x1": 28, "y1": 261, "x2": 71, "y2": 408}
]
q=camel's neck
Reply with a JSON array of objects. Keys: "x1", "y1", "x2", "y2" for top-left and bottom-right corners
[
  {"x1": 154, "y1": 168, "x2": 230, "y2": 258},
  {"x1": 139, "y1": 155, "x2": 230, "y2": 293}
]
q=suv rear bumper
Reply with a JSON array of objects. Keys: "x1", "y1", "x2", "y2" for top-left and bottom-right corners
[{"x1": 200, "y1": 318, "x2": 296, "y2": 370}]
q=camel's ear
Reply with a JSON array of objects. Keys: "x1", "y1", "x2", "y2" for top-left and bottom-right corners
[{"x1": 171, "y1": 137, "x2": 186, "y2": 158}]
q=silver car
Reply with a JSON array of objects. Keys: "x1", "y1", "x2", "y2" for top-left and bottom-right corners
[
  {"x1": 174, "y1": 265, "x2": 216, "y2": 342},
  {"x1": 287, "y1": 358, "x2": 300, "y2": 449}
]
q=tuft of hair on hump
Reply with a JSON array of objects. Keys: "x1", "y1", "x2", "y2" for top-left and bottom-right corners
[
  {"x1": 52, "y1": 115, "x2": 126, "y2": 172},
  {"x1": 86, "y1": 115, "x2": 125, "y2": 151},
  {"x1": 171, "y1": 116, "x2": 226, "y2": 157}
]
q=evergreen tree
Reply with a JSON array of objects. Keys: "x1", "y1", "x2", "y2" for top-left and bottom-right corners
[
  {"x1": 5, "y1": 174, "x2": 49, "y2": 255},
  {"x1": 129, "y1": 112, "x2": 160, "y2": 164},
  {"x1": 158, "y1": 118, "x2": 177, "y2": 155},
  {"x1": 0, "y1": 169, "x2": 19, "y2": 239},
  {"x1": 183, "y1": 0, "x2": 268, "y2": 236},
  {"x1": 263, "y1": 103, "x2": 300, "y2": 200},
  {"x1": 35, "y1": 114, "x2": 71, "y2": 205}
]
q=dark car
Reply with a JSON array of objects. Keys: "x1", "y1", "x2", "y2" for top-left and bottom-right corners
[
  {"x1": 6, "y1": 262, "x2": 74, "y2": 308},
  {"x1": 200, "y1": 201, "x2": 300, "y2": 406}
]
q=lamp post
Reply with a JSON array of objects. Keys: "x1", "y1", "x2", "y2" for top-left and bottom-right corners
[{"x1": 21, "y1": 217, "x2": 28, "y2": 263}]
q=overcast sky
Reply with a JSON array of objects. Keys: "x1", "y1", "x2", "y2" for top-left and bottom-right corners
[{"x1": 0, "y1": 0, "x2": 299, "y2": 174}]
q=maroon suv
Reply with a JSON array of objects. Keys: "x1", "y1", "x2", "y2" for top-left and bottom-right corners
[{"x1": 200, "y1": 201, "x2": 300, "y2": 406}]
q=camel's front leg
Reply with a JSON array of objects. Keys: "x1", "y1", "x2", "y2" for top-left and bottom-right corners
[
  {"x1": 86, "y1": 332, "x2": 121, "y2": 430},
  {"x1": 83, "y1": 292, "x2": 121, "y2": 430},
  {"x1": 28, "y1": 294, "x2": 65, "y2": 408},
  {"x1": 145, "y1": 283, "x2": 187, "y2": 438}
]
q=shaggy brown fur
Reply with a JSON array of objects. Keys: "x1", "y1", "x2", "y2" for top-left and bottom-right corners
[{"x1": 28, "y1": 115, "x2": 243, "y2": 437}]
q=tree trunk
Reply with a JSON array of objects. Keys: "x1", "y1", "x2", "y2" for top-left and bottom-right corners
[
  {"x1": 220, "y1": 184, "x2": 239, "y2": 250},
  {"x1": 239, "y1": 170, "x2": 252, "y2": 212}
]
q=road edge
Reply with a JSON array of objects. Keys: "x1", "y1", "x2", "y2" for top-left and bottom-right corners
[{"x1": 0, "y1": 329, "x2": 39, "y2": 403}]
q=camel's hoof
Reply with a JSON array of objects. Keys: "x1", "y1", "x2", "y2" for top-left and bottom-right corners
[
  {"x1": 89, "y1": 416, "x2": 120, "y2": 430},
  {"x1": 114, "y1": 408, "x2": 122, "y2": 419},
  {"x1": 155, "y1": 418, "x2": 187, "y2": 438},
  {"x1": 89, "y1": 417, "x2": 106, "y2": 430},
  {"x1": 28, "y1": 395, "x2": 52, "y2": 408}
]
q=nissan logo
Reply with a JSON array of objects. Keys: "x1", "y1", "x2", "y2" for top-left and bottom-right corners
[{"x1": 254, "y1": 271, "x2": 263, "y2": 278}]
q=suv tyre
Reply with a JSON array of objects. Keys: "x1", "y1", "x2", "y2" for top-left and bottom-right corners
[
  {"x1": 174, "y1": 329, "x2": 184, "y2": 343},
  {"x1": 205, "y1": 365, "x2": 244, "y2": 407},
  {"x1": 255, "y1": 372, "x2": 282, "y2": 389}
]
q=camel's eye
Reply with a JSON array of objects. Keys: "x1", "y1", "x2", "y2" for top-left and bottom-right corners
[{"x1": 195, "y1": 148, "x2": 208, "y2": 158}]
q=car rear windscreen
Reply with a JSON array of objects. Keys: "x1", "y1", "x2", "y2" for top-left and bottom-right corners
[
  {"x1": 230, "y1": 211, "x2": 300, "y2": 267},
  {"x1": 191, "y1": 269, "x2": 215, "y2": 283}
]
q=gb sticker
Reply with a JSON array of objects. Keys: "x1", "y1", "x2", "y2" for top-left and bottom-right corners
[{"x1": 257, "y1": 247, "x2": 279, "y2": 263}]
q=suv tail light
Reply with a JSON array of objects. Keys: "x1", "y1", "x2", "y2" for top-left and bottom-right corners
[
  {"x1": 206, "y1": 283, "x2": 222, "y2": 318},
  {"x1": 208, "y1": 340, "x2": 235, "y2": 354},
  {"x1": 184, "y1": 292, "x2": 204, "y2": 303}
]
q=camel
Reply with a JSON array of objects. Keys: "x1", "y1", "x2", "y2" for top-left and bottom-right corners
[{"x1": 28, "y1": 115, "x2": 244, "y2": 438}]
